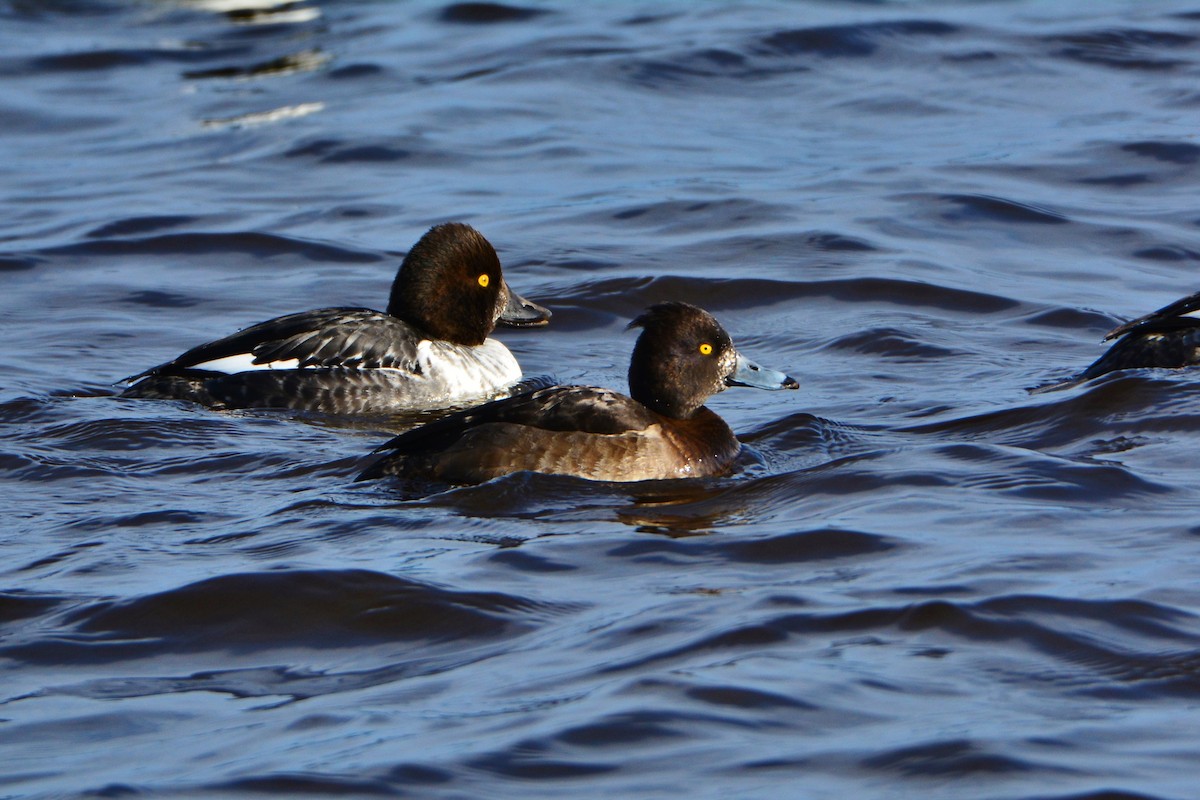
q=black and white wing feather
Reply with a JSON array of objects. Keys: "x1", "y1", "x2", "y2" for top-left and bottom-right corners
[
  {"x1": 1103, "y1": 290, "x2": 1200, "y2": 341},
  {"x1": 127, "y1": 308, "x2": 424, "y2": 380}
]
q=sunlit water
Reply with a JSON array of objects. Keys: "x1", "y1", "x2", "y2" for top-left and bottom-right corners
[{"x1": 3, "y1": 1, "x2": 1200, "y2": 798}]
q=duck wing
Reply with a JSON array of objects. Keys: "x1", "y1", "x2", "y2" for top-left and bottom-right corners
[
  {"x1": 371, "y1": 386, "x2": 659, "y2": 456},
  {"x1": 1104, "y1": 290, "x2": 1200, "y2": 341},
  {"x1": 127, "y1": 308, "x2": 424, "y2": 380}
]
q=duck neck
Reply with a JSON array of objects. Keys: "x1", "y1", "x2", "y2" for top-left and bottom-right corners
[{"x1": 628, "y1": 356, "x2": 701, "y2": 419}]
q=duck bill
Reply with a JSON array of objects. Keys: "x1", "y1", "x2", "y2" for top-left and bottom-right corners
[
  {"x1": 725, "y1": 352, "x2": 799, "y2": 390},
  {"x1": 498, "y1": 282, "x2": 552, "y2": 327}
]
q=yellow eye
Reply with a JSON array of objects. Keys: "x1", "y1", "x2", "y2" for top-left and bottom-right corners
[
  {"x1": 478, "y1": 274, "x2": 490, "y2": 288},
  {"x1": 699, "y1": 343, "x2": 713, "y2": 356}
]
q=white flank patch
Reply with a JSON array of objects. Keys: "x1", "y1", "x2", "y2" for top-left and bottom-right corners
[
  {"x1": 189, "y1": 340, "x2": 521, "y2": 405},
  {"x1": 417, "y1": 338, "x2": 522, "y2": 401},
  {"x1": 191, "y1": 354, "x2": 302, "y2": 374}
]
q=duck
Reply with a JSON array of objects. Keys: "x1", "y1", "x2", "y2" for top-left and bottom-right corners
[
  {"x1": 358, "y1": 301, "x2": 798, "y2": 484},
  {"x1": 1035, "y1": 290, "x2": 1200, "y2": 391},
  {"x1": 120, "y1": 222, "x2": 551, "y2": 414}
]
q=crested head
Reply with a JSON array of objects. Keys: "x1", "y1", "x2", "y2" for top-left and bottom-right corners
[
  {"x1": 626, "y1": 302, "x2": 737, "y2": 418},
  {"x1": 386, "y1": 222, "x2": 505, "y2": 345},
  {"x1": 626, "y1": 302, "x2": 798, "y2": 418}
]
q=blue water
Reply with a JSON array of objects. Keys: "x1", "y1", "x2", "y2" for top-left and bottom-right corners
[{"x1": 3, "y1": 1, "x2": 1200, "y2": 798}]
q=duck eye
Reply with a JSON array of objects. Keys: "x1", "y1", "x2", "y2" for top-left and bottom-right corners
[
  {"x1": 477, "y1": 274, "x2": 490, "y2": 288},
  {"x1": 698, "y1": 343, "x2": 713, "y2": 356}
]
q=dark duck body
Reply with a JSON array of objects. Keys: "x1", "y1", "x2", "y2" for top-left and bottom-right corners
[
  {"x1": 121, "y1": 223, "x2": 550, "y2": 414},
  {"x1": 359, "y1": 302, "x2": 798, "y2": 484},
  {"x1": 1060, "y1": 290, "x2": 1200, "y2": 387}
]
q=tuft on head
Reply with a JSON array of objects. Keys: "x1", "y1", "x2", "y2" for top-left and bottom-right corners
[
  {"x1": 627, "y1": 302, "x2": 735, "y2": 418},
  {"x1": 628, "y1": 301, "x2": 709, "y2": 334}
]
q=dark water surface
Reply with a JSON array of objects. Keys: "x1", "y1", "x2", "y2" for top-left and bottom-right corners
[{"x1": 3, "y1": 1, "x2": 1200, "y2": 797}]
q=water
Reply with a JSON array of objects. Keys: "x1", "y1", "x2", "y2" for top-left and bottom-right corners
[{"x1": 3, "y1": 1, "x2": 1200, "y2": 797}]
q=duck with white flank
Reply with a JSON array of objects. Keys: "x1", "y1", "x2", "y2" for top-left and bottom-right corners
[{"x1": 121, "y1": 223, "x2": 550, "y2": 414}]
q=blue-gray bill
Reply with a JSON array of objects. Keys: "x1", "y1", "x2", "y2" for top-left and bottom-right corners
[
  {"x1": 499, "y1": 285, "x2": 552, "y2": 327},
  {"x1": 726, "y1": 352, "x2": 799, "y2": 390}
]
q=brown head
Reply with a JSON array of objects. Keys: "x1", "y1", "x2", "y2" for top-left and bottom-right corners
[
  {"x1": 627, "y1": 302, "x2": 798, "y2": 419},
  {"x1": 386, "y1": 222, "x2": 550, "y2": 345}
]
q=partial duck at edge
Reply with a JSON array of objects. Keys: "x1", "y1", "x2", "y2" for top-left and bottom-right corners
[{"x1": 1036, "y1": 290, "x2": 1200, "y2": 392}]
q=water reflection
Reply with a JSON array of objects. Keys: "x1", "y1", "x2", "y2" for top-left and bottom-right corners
[
  {"x1": 170, "y1": 0, "x2": 329, "y2": 126},
  {"x1": 201, "y1": 101, "x2": 324, "y2": 128},
  {"x1": 184, "y1": 49, "x2": 330, "y2": 80},
  {"x1": 396, "y1": 470, "x2": 756, "y2": 537},
  {"x1": 172, "y1": 0, "x2": 321, "y2": 25}
]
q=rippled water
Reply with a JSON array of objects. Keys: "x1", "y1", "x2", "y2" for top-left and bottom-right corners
[{"x1": 4, "y1": 1, "x2": 1200, "y2": 797}]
